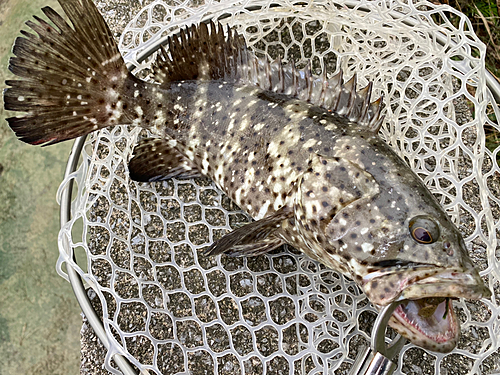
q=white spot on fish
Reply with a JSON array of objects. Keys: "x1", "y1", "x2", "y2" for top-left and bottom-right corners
[
  {"x1": 155, "y1": 110, "x2": 165, "y2": 124},
  {"x1": 239, "y1": 118, "x2": 249, "y2": 131},
  {"x1": 273, "y1": 196, "x2": 284, "y2": 210},
  {"x1": 227, "y1": 119, "x2": 236, "y2": 132},
  {"x1": 215, "y1": 164, "x2": 224, "y2": 187},
  {"x1": 349, "y1": 259, "x2": 365, "y2": 274},
  {"x1": 185, "y1": 149, "x2": 194, "y2": 160},
  {"x1": 253, "y1": 123, "x2": 265, "y2": 132},
  {"x1": 361, "y1": 243, "x2": 374, "y2": 253},
  {"x1": 256, "y1": 200, "x2": 271, "y2": 220},
  {"x1": 303, "y1": 139, "x2": 317, "y2": 148},
  {"x1": 108, "y1": 101, "x2": 123, "y2": 123}
]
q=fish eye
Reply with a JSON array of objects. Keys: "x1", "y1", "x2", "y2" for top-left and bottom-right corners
[{"x1": 409, "y1": 216, "x2": 440, "y2": 244}]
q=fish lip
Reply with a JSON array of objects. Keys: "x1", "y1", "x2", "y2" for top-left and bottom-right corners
[
  {"x1": 398, "y1": 269, "x2": 492, "y2": 301},
  {"x1": 364, "y1": 267, "x2": 490, "y2": 352},
  {"x1": 362, "y1": 266, "x2": 491, "y2": 306}
]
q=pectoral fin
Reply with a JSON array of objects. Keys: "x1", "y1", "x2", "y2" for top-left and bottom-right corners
[
  {"x1": 128, "y1": 138, "x2": 201, "y2": 182},
  {"x1": 204, "y1": 207, "x2": 292, "y2": 257}
]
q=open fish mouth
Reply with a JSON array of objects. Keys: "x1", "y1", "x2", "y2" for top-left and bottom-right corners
[
  {"x1": 363, "y1": 266, "x2": 491, "y2": 352},
  {"x1": 390, "y1": 297, "x2": 459, "y2": 353}
]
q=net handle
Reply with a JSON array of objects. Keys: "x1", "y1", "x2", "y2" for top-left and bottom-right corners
[{"x1": 371, "y1": 301, "x2": 406, "y2": 360}]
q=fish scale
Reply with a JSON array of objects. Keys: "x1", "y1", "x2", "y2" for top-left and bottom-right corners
[
  {"x1": 3, "y1": 0, "x2": 491, "y2": 353},
  {"x1": 139, "y1": 81, "x2": 330, "y2": 215}
]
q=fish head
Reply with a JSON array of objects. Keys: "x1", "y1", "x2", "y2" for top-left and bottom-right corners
[
  {"x1": 294, "y1": 152, "x2": 491, "y2": 352},
  {"x1": 356, "y1": 166, "x2": 491, "y2": 353}
]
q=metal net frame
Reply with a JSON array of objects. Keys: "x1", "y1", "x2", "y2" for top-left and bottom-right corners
[{"x1": 56, "y1": 0, "x2": 500, "y2": 374}]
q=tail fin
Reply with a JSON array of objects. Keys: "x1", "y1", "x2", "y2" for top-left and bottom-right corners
[{"x1": 4, "y1": 0, "x2": 133, "y2": 146}]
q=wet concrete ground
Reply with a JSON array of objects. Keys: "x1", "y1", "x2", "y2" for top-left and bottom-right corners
[{"x1": 0, "y1": 1, "x2": 80, "y2": 374}]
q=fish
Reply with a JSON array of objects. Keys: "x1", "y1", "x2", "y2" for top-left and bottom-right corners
[{"x1": 3, "y1": 0, "x2": 491, "y2": 353}]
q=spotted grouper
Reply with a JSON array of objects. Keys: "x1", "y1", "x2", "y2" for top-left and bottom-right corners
[{"x1": 3, "y1": 0, "x2": 491, "y2": 353}]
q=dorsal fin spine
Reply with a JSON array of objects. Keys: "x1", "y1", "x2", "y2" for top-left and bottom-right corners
[
  {"x1": 305, "y1": 61, "x2": 313, "y2": 102},
  {"x1": 337, "y1": 74, "x2": 355, "y2": 116},
  {"x1": 277, "y1": 56, "x2": 285, "y2": 93},
  {"x1": 291, "y1": 60, "x2": 298, "y2": 97},
  {"x1": 371, "y1": 115, "x2": 385, "y2": 133},
  {"x1": 346, "y1": 73, "x2": 357, "y2": 115},
  {"x1": 240, "y1": 46, "x2": 249, "y2": 82},
  {"x1": 368, "y1": 93, "x2": 385, "y2": 131},
  {"x1": 252, "y1": 58, "x2": 259, "y2": 87},
  {"x1": 153, "y1": 21, "x2": 384, "y2": 132},
  {"x1": 319, "y1": 69, "x2": 328, "y2": 107},
  {"x1": 265, "y1": 59, "x2": 272, "y2": 90},
  {"x1": 330, "y1": 70, "x2": 343, "y2": 113},
  {"x1": 358, "y1": 82, "x2": 373, "y2": 125}
]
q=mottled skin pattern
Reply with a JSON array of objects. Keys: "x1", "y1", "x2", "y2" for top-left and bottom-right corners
[
  {"x1": 134, "y1": 79, "x2": 468, "y2": 273},
  {"x1": 3, "y1": 0, "x2": 491, "y2": 353},
  {"x1": 126, "y1": 78, "x2": 490, "y2": 351}
]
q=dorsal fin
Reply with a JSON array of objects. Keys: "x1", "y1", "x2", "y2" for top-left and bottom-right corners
[
  {"x1": 152, "y1": 21, "x2": 246, "y2": 84},
  {"x1": 153, "y1": 21, "x2": 384, "y2": 131}
]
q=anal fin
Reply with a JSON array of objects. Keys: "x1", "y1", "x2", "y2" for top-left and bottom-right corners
[
  {"x1": 128, "y1": 138, "x2": 201, "y2": 182},
  {"x1": 204, "y1": 207, "x2": 292, "y2": 257}
]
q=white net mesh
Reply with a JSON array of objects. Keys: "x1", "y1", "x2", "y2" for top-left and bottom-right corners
[{"x1": 57, "y1": 0, "x2": 500, "y2": 374}]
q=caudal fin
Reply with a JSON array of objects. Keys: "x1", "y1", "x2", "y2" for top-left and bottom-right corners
[{"x1": 4, "y1": 0, "x2": 134, "y2": 146}]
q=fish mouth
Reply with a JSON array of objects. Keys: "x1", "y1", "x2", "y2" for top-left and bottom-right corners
[
  {"x1": 363, "y1": 267, "x2": 491, "y2": 352},
  {"x1": 390, "y1": 297, "x2": 459, "y2": 353}
]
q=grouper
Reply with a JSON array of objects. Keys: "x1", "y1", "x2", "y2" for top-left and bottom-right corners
[{"x1": 3, "y1": 0, "x2": 491, "y2": 353}]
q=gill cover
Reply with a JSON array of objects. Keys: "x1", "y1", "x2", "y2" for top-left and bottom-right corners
[{"x1": 294, "y1": 154, "x2": 379, "y2": 255}]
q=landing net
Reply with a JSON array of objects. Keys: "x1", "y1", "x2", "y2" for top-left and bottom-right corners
[{"x1": 57, "y1": 0, "x2": 500, "y2": 374}]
